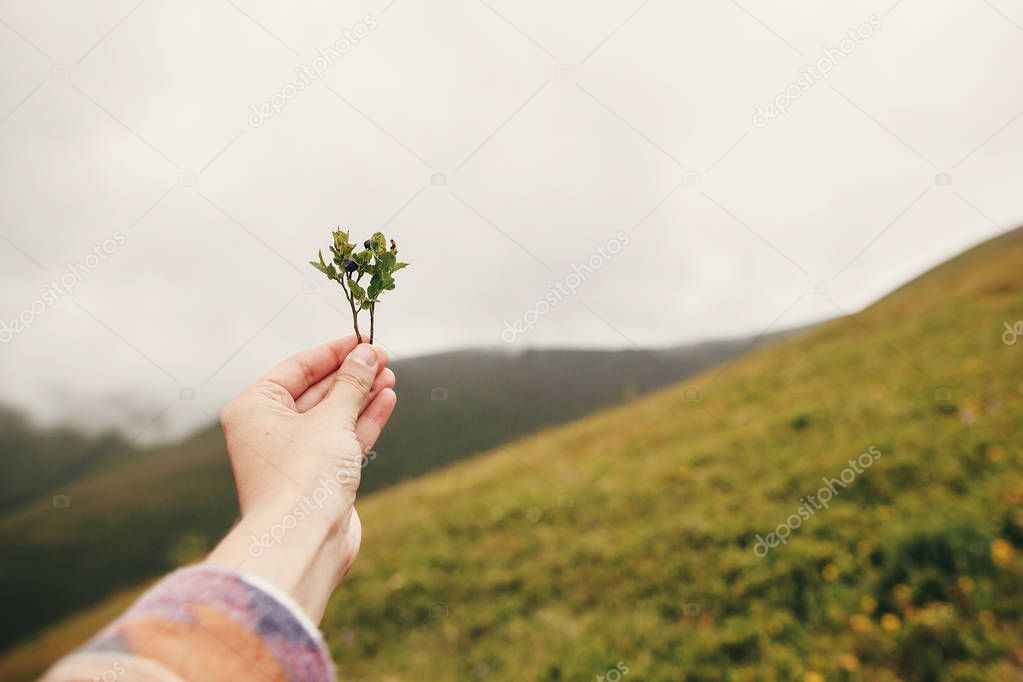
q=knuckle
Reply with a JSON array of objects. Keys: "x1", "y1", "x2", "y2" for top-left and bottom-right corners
[
  {"x1": 336, "y1": 370, "x2": 372, "y2": 394},
  {"x1": 296, "y1": 357, "x2": 318, "y2": 388},
  {"x1": 254, "y1": 380, "x2": 292, "y2": 405}
]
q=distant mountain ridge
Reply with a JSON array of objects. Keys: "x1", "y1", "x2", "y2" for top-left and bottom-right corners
[
  {"x1": 368, "y1": 330, "x2": 803, "y2": 494},
  {"x1": 0, "y1": 407, "x2": 131, "y2": 515},
  {"x1": 0, "y1": 327, "x2": 800, "y2": 651}
]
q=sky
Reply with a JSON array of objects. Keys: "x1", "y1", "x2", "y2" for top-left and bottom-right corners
[{"x1": 0, "y1": 0, "x2": 1021, "y2": 441}]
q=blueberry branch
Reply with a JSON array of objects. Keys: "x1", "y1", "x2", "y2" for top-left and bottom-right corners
[{"x1": 310, "y1": 230, "x2": 408, "y2": 345}]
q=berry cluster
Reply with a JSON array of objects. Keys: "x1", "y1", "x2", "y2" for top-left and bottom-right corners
[{"x1": 310, "y1": 230, "x2": 408, "y2": 343}]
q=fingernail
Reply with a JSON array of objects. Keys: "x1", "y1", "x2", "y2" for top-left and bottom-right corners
[{"x1": 350, "y1": 344, "x2": 376, "y2": 367}]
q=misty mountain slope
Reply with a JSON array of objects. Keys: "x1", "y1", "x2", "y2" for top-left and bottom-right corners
[
  {"x1": 0, "y1": 407, "x2": 135, "y2": 514},
  {"x1": 295, "y1": 227, "x2": 1023, "y2": 680},
  {"x1": 4, "y1": 227, "x2": 1022, "y2": 680},
  {"x1": 0, "y1": 331, "x2": 793, "y2": 653},
  {"x1": 367, "y1": 335, "x2": 797, "y2": 492}
]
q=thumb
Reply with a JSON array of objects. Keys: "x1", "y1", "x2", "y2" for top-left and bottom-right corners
[{"x1": 320, "y1": 344, "x2": 380, "y2": 423}]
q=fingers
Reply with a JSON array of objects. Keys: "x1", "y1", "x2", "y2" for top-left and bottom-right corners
[
  {"x1": 355, "y1": 388, "x2": 397, "y2": 453},
  {"x1": 364, "y1": 368, "x2": 396, "y2": 414},
  {"x1": 318, "y1": 344, "x2": 386, "y2": 423},
  {"x1": 262, "y1": 336, "x2": 360, "y2": 399},
  {"x1": 295, "y1": 362, "x2": 393, "y2": 414}
]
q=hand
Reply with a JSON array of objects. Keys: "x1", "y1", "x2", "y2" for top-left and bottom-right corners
[{"x1": 206, "y1": 337, "x2": 397, "y2": 621}]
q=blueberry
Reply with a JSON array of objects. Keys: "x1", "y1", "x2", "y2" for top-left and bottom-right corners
[
  {"x1": 344, "y1": 259, "x2": 358, "y2": 273},
  {"x1": 364, "y1": 240, "x2": 372, "y2": 250}
]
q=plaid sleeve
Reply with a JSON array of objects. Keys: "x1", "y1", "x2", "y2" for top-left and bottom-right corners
[{"x1": 41, "y1": 565, "x2": 336, "y2": 682}]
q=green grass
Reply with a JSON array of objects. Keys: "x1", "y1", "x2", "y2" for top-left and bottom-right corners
[
  {"x1": 323, "y1": 228, "x2": 1023, "y2": 680},
  {"x1": 0, "y1": 329, "x2": 786, "y2": 651},
  {"x1": 4, "y1": 228, "x2": 1023, "y2": 681}
]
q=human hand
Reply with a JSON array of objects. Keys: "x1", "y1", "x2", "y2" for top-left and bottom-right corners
[{"x1": 206, "y1": 337, "x2": 397, "y2": 620}]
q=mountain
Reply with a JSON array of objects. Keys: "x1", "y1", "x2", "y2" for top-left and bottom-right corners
[
  {"x1": 0, "y1": 407, "x2": 133, "y2": 515},
  {"x1": 309, "y1": 227, "x2": 1023, "y2": 680},
  {"x1": 0, "y1": 331, "x2": 796, "y2": 654},
  {"x1": 367, "y1": 336, "x2": 801, "y2": 493},
  {"x1": 5, "y1": 227, "x2": 1022, "y2": 680}
]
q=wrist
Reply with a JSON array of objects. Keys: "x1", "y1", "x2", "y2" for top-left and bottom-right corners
[{"x1": 207, "y1": 503, "x2": 356, "y2": 622}]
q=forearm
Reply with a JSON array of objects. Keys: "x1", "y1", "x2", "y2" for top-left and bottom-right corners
[{"x1": 205, "y1": 503, "x2": 358, "y2": 623}]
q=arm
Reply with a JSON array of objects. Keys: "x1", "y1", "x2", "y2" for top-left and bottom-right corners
[{"x1": 42, "y1": 337, "x2": 397, "y2": 682}]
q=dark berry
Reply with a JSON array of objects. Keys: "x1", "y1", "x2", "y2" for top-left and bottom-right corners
[
  {"x1": 344, "y1": 259, "x2": 358, "y2": 273},
  {"x1": 364, "y1": 240, "x2": 372, "y2": 250}
]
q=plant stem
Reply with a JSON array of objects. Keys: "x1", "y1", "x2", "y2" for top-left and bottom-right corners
[
  {"x1": 369, "y1": 304, "x2": 376, "y2": 344},
  {"x1": 338, "y1": 276, "x2": 363, "y2": 343}
]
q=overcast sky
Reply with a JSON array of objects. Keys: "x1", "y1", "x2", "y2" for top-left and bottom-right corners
[{"x1": 1, "y1": 0, "x2": 1021, "y2": 440}]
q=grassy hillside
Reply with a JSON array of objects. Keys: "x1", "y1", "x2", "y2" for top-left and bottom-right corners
[
  {"x1": 369, "y1": 338, "x2": 796, "y2": 492},
  {"x1": 315, "y1": 228, "x2": 1023, "y2": 680},
  {"x1": 4, "y1": 227, "x2": 1022, "y2": 680},
  {"x1": 0, "y1": 407, "x2": 134, "y2": 514},
  {"x1": 0, "y1": 427, "x2": 239, "y2": 655},
  {"x1": 0, "y1": 336, "x2": 786, "y2": 653}
]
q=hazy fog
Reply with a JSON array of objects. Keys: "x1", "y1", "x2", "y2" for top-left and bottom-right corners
[{"x1": 1, "y1": 0, "x2": 1020, "y2": 440}]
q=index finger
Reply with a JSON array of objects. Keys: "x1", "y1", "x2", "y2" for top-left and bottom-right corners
[{"x1": 262, "y1": 336, "x2": 360, "y2": 398}]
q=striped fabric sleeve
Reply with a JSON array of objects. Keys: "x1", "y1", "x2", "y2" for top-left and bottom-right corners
[{"x1": 41, "y1": 565, "x2": 336, "y2": 682}]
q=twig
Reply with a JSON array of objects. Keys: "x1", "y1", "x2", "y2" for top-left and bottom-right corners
[{"x1": 338, "y1": 276, "x2": 363, "y2": 343}]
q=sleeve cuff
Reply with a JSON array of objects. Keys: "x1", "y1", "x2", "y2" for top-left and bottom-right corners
[{"x1": 47, "y1": 565, "x2": 335, "y2": 682}]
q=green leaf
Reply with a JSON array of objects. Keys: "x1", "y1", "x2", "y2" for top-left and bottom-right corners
[
  {"x1": 349, "y1": 279, "x2": 366, "y2": 302},
  {"x1": 375, "y1": 251, "x2": 396, "y2": 273},
  {"x1": 370, "y1": 232, "x2": 387, "y2": 256},
  {"x1": 367, "y1": 276, "x2": 383, "y2": 300},
  {"x1": 331, "y1": 231, "x2": 354, "y2": 261},
  {"x1": 393, "y1": 262, "x2": 409, "y2": 272},
  {"x1": 322, "y1": 251, "x2": 339, "y2": 277},
  {"x1": 310, "y1": 251, "x2": 338, "y2": 278},
  {"x1": 354, "y1": 249, "x2": 373, "y2": 268}
]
